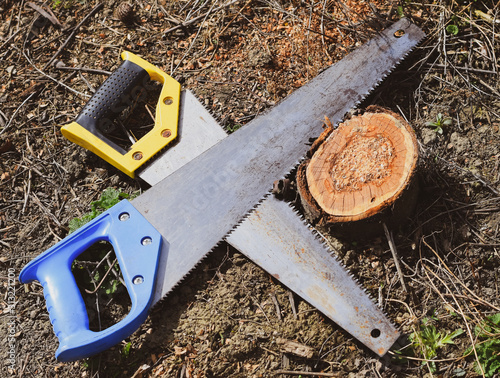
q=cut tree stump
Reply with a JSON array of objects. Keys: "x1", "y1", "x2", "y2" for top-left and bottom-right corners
[{"x1": 297, "y1": 106, "x2": 419, "y2": 238}]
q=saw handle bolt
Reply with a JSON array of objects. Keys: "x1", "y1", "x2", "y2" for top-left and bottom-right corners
[
  {"x1": 133, "y1": 152, "x2": 143, "y2": 160},
  {"x1": 141, "y1": 237, "x2": 152, "y2": 246},
  {"x1": 163, "y1": 96, "x2": 174, "y2": 105},
  {"x1": 161, "y1": 129, "x2": 172, "y2": 138},
  {"x1": 119, "y1": 212, "x2": 130, "y2": 221},
  {"x1": 133, "y1": 275, "x2": 144, "y2": 285}
]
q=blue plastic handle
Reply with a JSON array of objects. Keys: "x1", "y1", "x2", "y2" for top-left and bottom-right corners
[{"x1": 19, "y1": 200, "x2": 164, "y2": 362}]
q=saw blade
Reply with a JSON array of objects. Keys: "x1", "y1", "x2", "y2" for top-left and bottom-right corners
[
  {"x1": 137, "y1": 85, "x2": 399, "y2": 355},
  {"x1": 227, "y1": 197, "x2": 399, "y2": 356},
  {"x1": 132, "y1": 18, "x2": 424, "y2": 309},
  {"x1": 138, "y1": 90, "x2": 227, "y2": 186}
]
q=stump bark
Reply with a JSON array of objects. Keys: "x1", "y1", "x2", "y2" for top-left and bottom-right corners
[{"x1": 297, "y1": 106, "x2": 419, "y2": 238}]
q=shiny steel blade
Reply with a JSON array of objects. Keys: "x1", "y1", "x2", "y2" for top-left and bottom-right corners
[
  {"x1": 138, "y1": 90, "x2": 227, "y2": 186},
  {"x1": 138, "y1": 76, "x2": 400, "y2": 356},
  {"x1": 227, "y1": 197, "x2": 398, "y2": 356},
  {"x1": 131, "y1": 18, "x2": 424, "y2": 313}
]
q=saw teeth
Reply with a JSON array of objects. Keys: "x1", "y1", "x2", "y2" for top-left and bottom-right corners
[
  {"x1": 284, "y1": 195, "x2": 401, "y2": 326},
  {"x1": 151, "y1": 235, "x2": 231, "y2": 309},
  {"x1": 151, "y1": 249, "x2": 212, "y2": 308},
  {"x1": 225, "y1": 191, "x2": 273, "y2": 238},
  {"x1": 286, "y1": 197, "x2": 403, "y2": 338},
  {"x1": 152, "y1": 20, "x2": 424, "y2": 336}
]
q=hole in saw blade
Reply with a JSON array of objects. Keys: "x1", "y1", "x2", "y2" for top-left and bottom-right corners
[
  {"x1": 72, "y1": 241, "x2": 132, "y2": 332},
  {"x1": 393, "y1": 29, "x2": 405, "y2": 38},
  {"x1": 99, "y1": 79, "x2": 163, "y2": 152},
  {"x1": 370, "y1": 328, "x2": 381, "y2": 338}
]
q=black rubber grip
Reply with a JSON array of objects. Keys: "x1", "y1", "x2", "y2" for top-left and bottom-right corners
[{"x1": 75, "y1": 59, "x2": 150, "y2": 154}]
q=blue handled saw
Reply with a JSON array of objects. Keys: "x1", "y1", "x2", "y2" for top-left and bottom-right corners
[{"x1": 19, "y1": 19, "x2": 424, "y2": 361}]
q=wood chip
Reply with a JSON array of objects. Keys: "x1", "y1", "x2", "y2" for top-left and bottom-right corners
[{"x1": 276, "y1": 338, "x2": 314, "y2": 359}]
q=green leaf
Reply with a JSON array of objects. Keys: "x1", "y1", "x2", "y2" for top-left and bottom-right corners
[
  {"x1": 122, "y1": 342, "x2": 132, "y2": 358},
  {"x1": 91, "y1": 188, "x2": 128, "y2": 212},
  {"x1": 476, "y1": 314, "x2": 500, "y2": 337},
  {"x1": 397, "y1": 6, "x2": 404, "y2": 17},
  {"x1": 409, "y1": 322, "x2": 464, "y2": 372},
  {"x1": 467, "y1": 314, "x2": 500, "y2": 377},
  {"x1": 488, "y1": 359, "x2": 500, "y2": 377},
  {"x1": 446, "y1": 24, "x2": 459, "y2": 35},
  {"x1": 425, "y1": 113, "x2": 452, "y2": 134},
  {"x1": 428, "y1": 360, "x2": 437, "y2": 373},
  {"x1": 105, "y1": 279, "x2": 120, "y2": 295},
  {"x1": 439, "y1": 328, "x2": 464, "y2": 346},
  {"x1": 452, "y1": 368, "x2": 466, "y2": 377},
  {"x1": 488, "y1": 313, "x2": 500, "y2": 326},
  {"x1": 68, "y1": 213, "x2": 94, "y2": 233},
  {"x1": 69, "y1": 188, "x2": 137, "y2": 233}
]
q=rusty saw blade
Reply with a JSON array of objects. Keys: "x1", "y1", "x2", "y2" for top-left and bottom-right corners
[
  {"x1": 133, "y1": 19, "x2": 424, "y2": 311},
  {"x1": 139, "y1": 89, "x2": 400, "y2": 355},
  {"x1": 20, "y1": 18, "x2": 424, "y2": 361}
]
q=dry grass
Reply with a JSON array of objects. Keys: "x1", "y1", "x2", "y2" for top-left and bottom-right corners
[{"x1": 1, "y1": 0, "x2": 499, "y2": 377}]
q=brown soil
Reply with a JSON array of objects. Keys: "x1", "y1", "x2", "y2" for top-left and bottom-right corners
[{"x1": 1, "y1": 1, "x2": 500, "y2": 377}]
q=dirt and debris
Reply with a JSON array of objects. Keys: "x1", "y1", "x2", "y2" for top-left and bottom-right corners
[{"x1": 1, "y1": 1, "x2": 500, "y2": 377}]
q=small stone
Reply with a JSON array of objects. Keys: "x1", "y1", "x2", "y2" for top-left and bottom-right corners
[
  {"x1": 449, "y1": 132, "x2": 470, "y2": 154},
  {"x1": 109, "y1": 175, "x2": 120, "y2": 186},
  {"x1": 247, "y1": 48, "x2": 272, "y2": 68},
  {"x1": 6, "y1": 65, "x2": 16, "y2": 75},
  {"x1": 478, "y1": 125, "x2": 489, "y2": 134},
  {"x1": 232, "y1": 252, "x2": 247, "y2": 266},
  {"x1": 421, "y1": 127, "x2": 437, "y2": 145}
]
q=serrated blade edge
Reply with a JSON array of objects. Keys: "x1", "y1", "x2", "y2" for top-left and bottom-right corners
[
  {"x1": 133, "y1": 18, "x2": 424, "y2": 313},
  {"x1": 227, "y1": 197, "x2": 399, "y2": 356}
]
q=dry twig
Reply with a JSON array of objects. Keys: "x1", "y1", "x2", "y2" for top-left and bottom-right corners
[
  {"x1": 152, "y1": 0, "x2": 239, "y2": 40},
  {"x1": 43, "y1": 3, "x2": 104, "y2": 69},
  {"x1": 26, "y1": 2, "x2": 63, "y2": 27},
  {"x1": 383, "y1": 223, "x2": 408, "y2": 292},
  {"x1": 274, "y1": 370, "x2": 340, "y2": 377}
]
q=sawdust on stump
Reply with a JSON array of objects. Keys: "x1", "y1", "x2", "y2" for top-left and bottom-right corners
[{"x1": 297, "y1": 106, "x2": 419, "y2": 238}]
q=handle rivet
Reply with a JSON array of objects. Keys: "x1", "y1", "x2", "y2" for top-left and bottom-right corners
[
  {"x1": 119, "y1": 212, "x2": 130, "y2": 221},
  {"x1": 141, "y1": 237, "x2": 152, "y2": 246},
  {"x1": 133, "y1": 276, "x2": 144, "y2": 285},
  {"x1": 133, "y1": 152, "x2": 143, "y2": 160},
  {"x1": 163, "y1": 97, "x2": 173, "y2": 105},
  {"x1": 161, "y1": 129, "x2": 172, "y2": 138}
]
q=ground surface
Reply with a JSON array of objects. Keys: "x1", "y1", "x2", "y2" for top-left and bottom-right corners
[{"x1": 1, "y1": 1, "x2": 500, "y2": 377}]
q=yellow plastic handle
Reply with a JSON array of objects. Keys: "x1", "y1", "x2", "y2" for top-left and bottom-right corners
[{"x1": 61, "y1": 51, "x2": 180, "y2": 178}]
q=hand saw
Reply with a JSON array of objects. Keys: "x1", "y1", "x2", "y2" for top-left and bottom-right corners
[{"x1": 19, "y1": 19, "x2": 424, "y2": 362}]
